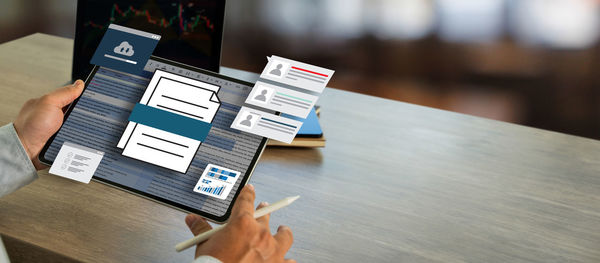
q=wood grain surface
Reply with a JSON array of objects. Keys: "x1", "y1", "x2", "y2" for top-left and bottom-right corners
[{"x1": 1, "y1": 34, "x2": 599, "y2": 262}]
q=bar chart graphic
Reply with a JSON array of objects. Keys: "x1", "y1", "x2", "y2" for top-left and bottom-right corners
[
  {"x1": 193, "y1": 164, "x2": 241, "y2": 199},
  {"x1": 197, "y1": 181, "x2": 225, "y2": 196}
]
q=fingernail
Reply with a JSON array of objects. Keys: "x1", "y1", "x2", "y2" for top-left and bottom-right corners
[
  {"x1": 247, "y1": 184, "x2": 254, "y2": 191},
  {"x1": 260, "y1": 201, "x2": 268, "y2": 206}
]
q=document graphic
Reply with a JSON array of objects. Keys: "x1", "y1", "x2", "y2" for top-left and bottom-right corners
[
  {"x1": 117, "y1": 70, "x2": 221, "y2": 173},
  {"x1": 193, "y1": 164, "x2": 241, "y2": 200},
  {"x1": 232, "y1": 55, "x2": 334, "y2": 143},
  {"x1": 49, "y1": 142, "x2": 105, "y2": 184},
  {"x1": 90, "y1": 24, "x2": 160, "y2": 75}
]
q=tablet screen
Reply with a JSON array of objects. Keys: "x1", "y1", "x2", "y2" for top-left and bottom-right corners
[{"x1": 42, "y1": 57, "x2": 267, "y2": 221}]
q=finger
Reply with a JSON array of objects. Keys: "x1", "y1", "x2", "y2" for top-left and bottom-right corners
[
  {"x1": 256, "y1": 201, "x2": 270, "y2": 228},
  {"x1": 274, "y1": 225, "x2": 294, "y2": 252},
  {"x1": 185, "y1": 214, "x2": 200, "y2": 228},
  {"x1": 185, "y1": 214, "x2": 211, "y2": 236},
  {"x1": 44, "y1": 80, "x2": 85, "y2": 108},
  {"x1": 252, "y1": 227, "x2": 277, "y2": 259},
  {"x1": 284, "y1": 259, "x2": 297, "y2": 263},
  {"x1": 231, "y1": 184, "x2": 256, "y2": 218}
]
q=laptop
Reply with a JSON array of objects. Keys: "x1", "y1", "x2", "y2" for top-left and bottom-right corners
[{"x1": 72, "y1": 0, "x2": 226, "y2": 81}]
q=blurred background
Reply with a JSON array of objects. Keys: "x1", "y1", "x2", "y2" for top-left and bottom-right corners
[{"x1": 1, "y1": 0, "x2": 599, "y2": 139}]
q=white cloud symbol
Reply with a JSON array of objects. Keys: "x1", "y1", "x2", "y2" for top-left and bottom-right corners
[{"x1": 113, "y1": 41, "x2": 134, "y2": 56}]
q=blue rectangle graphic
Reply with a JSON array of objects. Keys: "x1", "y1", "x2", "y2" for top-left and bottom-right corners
[{"x1": 128, "y1": 103, "x2": 212, "y2": 141}]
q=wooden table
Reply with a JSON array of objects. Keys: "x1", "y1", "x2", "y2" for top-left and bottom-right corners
[{"x1": 1, "y1": 33, "x2": 600, "y2": 262}]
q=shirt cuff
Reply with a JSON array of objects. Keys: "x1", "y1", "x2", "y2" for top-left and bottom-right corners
[
  {"x1": 192, "y1": 255, "x2": 223, "y2": 263},
  {"x1": 0, "y1": 123, "x2": 37, "y2": 197}
]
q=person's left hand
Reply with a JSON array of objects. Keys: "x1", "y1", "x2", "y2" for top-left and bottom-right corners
[
  {"x1": 13, "y1": 80, "x2": 84, "y2": 169},
  {"x1": 184, "y1": 185, "x2": 294, "y2": 263}
]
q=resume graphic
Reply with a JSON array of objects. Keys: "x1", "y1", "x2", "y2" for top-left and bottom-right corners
[{"x1": 117, "y1": 70, "x2": 221, "y2": 173}]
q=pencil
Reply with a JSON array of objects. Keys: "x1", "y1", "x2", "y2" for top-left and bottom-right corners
[{"x1": 175, "y1": 195, "x2": 300, "y2": 252}]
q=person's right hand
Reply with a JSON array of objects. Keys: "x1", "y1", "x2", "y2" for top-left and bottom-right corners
[{"x1": 185, "y1": 184, "x2": 295, "y2": 263}]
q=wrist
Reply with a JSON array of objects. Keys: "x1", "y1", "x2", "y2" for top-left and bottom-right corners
[{"x1": 12, "y1": 123, "x2": 35, "y2": 162}]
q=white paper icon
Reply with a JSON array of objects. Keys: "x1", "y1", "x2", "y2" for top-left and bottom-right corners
[
  {"x1": 117, "y1": 70, "x2": 221, "y2": 173},
  {"x1": 49, "y1": 142, "x2": 104, "y2": 184}
]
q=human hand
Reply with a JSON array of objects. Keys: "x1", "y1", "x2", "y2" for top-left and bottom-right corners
[
  {"x1": 185, "y1": 185, "x2": 295, "y2": 263},
  {"x1": 13, "y1": 80, "x2": 84, "y2": 169}
]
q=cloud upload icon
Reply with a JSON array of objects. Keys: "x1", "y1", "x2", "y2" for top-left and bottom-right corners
[{"x1": 114, "y1": 41, "x2": 134, "y2": 56}]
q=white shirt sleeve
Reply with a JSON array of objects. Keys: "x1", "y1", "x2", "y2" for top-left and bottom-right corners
[
  {"x1": 0, "y1": 123, "x2": 38, "y2": 198},
  {"x1": 192, "y1": 255, "x2": 223, "y2": 263},
  {"x1": 0, "y1": 236, "x2": 10, "y2": 263}
]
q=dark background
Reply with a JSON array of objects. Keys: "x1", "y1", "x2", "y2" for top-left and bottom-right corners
[{"x1": 1, "y1": 0, "x2": 599, "y2": 139}]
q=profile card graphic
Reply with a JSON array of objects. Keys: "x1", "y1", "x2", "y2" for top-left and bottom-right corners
[
  {"x1": 259, "y1": 55, "x2": 334, "y2": 93},
  {"x1": 231, "y1": 106, "x2": 303, "y2": 144},
  {"x1": 193, "y1": 164, "x2": 241, "y2": 200},
  {"x1": 90, "y1": 24, "x2": 161, "y2": 75},
  {"x1": 117, "y1": 70, "x2": 221, "y2": 173},
  {"x1": 245, "y1": 81, "x2": 319, "y2": 119}
]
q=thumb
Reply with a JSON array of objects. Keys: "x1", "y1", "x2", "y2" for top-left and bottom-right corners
[
  {"x1": 45, "y1": 80, "x2": 84, "y2": 108},
  {"x1": 185, "y1": 214, "x2": 212, "y2": 236}
]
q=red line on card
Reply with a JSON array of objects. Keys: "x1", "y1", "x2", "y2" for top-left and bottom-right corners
[{"x1": 291, "y1": 66, "x2": 328, "y2": 77}]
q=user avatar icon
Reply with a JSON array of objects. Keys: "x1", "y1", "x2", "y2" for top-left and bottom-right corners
[
  {"x1": 254, "y1": 90, "x2": 268, "y2": 102},
  {"x1": 114, "y1": 41, "x2": 135, "y2": 56},
  {"x1": 240, "y1": 115, "x2": 253, "y2": 127},
  {"x1": 270, "y1": 64, "x2": 283, "y2": 76}
]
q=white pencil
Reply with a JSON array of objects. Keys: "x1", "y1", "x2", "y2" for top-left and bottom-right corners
[{"x1": 175, "y1": 195, "x2": 300, "y2": 252}]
